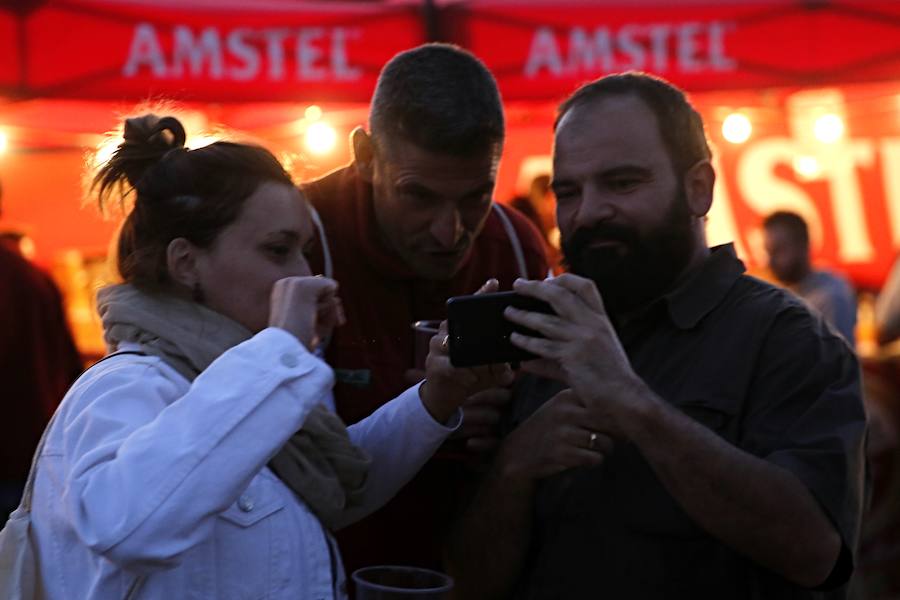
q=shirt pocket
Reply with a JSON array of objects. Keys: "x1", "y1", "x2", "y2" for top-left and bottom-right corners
[
  {"x1": 218, "y1": 494, "x2": 284, "y2": 527},
  {"x1": 210, "y1": 472, "x2": 290, "y2": 599}
]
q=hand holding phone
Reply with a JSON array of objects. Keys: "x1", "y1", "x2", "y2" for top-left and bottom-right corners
[
  {"x1": 418, "y1": 281, "x2": 516, "y2": 424},
  {"x1": 446, "y1": 291, "x2": 556, "y2": 368}
]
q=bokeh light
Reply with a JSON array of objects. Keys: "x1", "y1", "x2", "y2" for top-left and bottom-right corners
[
  {"x1": 305, "y1": 105, "x2": 323, "y2": 121},
  {"x1": 793, "y1": 154, "x2": 822, "y2": 180},
  {"x1": 814, "y1": 114, "x2": 844, "y2": 144},
  {"x1": 304, "y1": 122, "x2": 337, "y2": 155},
  {"x1": 187, "y1": 134, "x2": 220, "y2": 149},
  {"x1": 722, "y1": 113, "x2": 752, "y2": 144}
]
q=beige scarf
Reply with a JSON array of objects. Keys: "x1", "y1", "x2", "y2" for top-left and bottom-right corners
[{"x1": 97, "y1": 283, "x2": 370, "y2": 529}]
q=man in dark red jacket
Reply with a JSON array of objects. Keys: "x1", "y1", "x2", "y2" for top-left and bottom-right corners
[
  {"x1": 0, "y1": 186, "x2": 82, "y2": 519},
  {"x1": 301, "y1": 44, "x2": 548, "y2": 576}
]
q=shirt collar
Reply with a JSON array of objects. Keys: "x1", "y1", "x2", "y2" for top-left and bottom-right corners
[{"x1": 663, "y1": 244, "x2": 746, "y2": 330}]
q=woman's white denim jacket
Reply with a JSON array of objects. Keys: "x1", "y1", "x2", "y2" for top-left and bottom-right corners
[{"x1": 30, "y1": 327, "x2": 460, "y2": 599}]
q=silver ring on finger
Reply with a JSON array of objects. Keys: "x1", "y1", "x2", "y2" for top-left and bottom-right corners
[
  {"x1": 441, "y1": 335, "x2": 449, "y2": 351},
  {"x1": 588, "y1": 431, "x2": 599, "y2": 451}
]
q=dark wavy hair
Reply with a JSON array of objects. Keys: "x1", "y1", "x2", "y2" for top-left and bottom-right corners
[
  {"x1": 555, "y1": 72, "x2": 711, "y2": 178},
  {"x1": 92, "y1": 114, "x2": 293, "y2": 290}
]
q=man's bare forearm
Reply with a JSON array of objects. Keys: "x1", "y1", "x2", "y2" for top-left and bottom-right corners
[
  {"x1": 446, "y1": 469, "x2": 535, "y2": 600},
  {"x1": 626, "y1": 388, "x2": 841, "y2": 587}
]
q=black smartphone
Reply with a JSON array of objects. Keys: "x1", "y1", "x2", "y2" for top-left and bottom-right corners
[{"x1": 446, "y1": 291, "x2": 556, "y2": 368}]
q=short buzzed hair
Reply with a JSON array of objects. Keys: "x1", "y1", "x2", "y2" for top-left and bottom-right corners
[
  {"x1": 555, "y1": 72, "x2": 711, "y2": 178},
  {"x1": 369, "y1": 43, "x2": 504, "y2": 157},
  {"x1": 764, "y1": 211, "x2": 810, "y2": 246}
]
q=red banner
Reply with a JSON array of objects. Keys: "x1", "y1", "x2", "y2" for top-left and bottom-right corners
[
  {"x1": 446, "y1": 0, "x2": 900, "y2": 100},
  {"x1": 6, "y1": 0, "x2": 425, "y2": 102},
  {"x1": 0, "y1": 7, "x2": 19, "y2": 92},
  {"x1": 8, "y1": 1, "x2": 900, "y2": 103}
]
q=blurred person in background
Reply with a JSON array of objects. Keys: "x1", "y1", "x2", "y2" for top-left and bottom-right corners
[
  {"x1": 0, "y1": 178, "x2": 82, "y2": 520},
  {"x1": 0, "y1": 230, "x2": 36, "y2": 259},
  {"x1": 859, "y1": 249, "x2": 900, "y2": 597},
  {"x1": 508, "y1": 193, "x2": 542, "y2": 235},
  {"x1": 510, "y1": 176, "x2": 555, "y2": 243},
  {"x1": 301, "y1": 43, "x2": 548, "y2": 576},
  {"x1": 875, "y1": 253, "x2": 900, "y2": 345},
  {"x1": 764, "y1": 210, "x2": 857, "y2": 348},
  {"x1": 22, "y1": 114, "x2": 511, "y2": 598},
  {"x1": 510, "y1": 175, "x2": 562, "y2": 271},
  {"x1": 528, "y1": 174, "x2": 558, "y2": 244}
]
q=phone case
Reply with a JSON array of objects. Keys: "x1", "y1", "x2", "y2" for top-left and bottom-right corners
[{"x1": 446, "y1": 291, "x2": 555, "y2": 368}]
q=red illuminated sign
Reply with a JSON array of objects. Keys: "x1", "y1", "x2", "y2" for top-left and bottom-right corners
[
  {"x1": 2, "y1": 1, "x2": 425, "y2": 101},
  {"x1": 447, "y1": 1, "x2": 900, "y2": 99}
]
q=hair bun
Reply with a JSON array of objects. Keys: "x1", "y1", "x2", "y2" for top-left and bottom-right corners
[
  {"x1": 109, "y1": 114, "x2": 187, "y2": 188},
  {"x1": 92, "y1": 113, "x2": 189, "y2": 208},
  {"x1": 123, "y1": 114, "x2": 186, "y2": 153}
]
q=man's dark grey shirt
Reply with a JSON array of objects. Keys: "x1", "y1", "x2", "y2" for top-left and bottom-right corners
[{"x1": 506, "y1": 244, "x2": 867, "y2": 599}]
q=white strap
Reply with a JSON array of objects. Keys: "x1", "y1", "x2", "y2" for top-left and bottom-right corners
[
  {"x1": 492, "y1": 203, "x2": 528, "y2": 279},
  {"x1": 308, "y1": 202, "x2": 333, "y2": 280}
]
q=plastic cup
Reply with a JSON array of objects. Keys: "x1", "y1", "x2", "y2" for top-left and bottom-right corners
[
  {"x1": 352, "y1": 565, "x2": 454, "y2": 599},
  {"x1": 411, "y1": 320, "x2": 441, "y2": 371}
]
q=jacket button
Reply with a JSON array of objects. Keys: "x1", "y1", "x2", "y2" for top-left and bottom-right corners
[
  {"x1": 280, "y1": 353, "x2": 300, "y2": 368},
  {"x1": 238, "y1": 495, "x2": 254, "y2": 512}
]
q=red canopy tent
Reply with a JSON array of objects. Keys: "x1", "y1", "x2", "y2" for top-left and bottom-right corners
[
  {"x1": 7, "y1": 0, "x2": 900, "y2": 100},
  {"x1": 2, "y1": 0, "x2": 900, "y2": 291},
  {"x1": 1, "y1": 0, "x2": 426, "y2": 102},
  {"x1": 444, "y1": 0, "x2": 900, "y2": 96}
]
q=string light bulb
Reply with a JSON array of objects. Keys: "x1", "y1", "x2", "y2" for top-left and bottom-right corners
[
  {"x1": 814, "y1": 114, "x2": 844, "y2": 144},
  {"x1": 793, "y1": 155, "x2": 822, "y2": 180},
  {"x1": 305, "y1": 105, "x2": 323, "y2": 121},
  {"x1": 304, "y1": 122, "x2": 337, "y2": 155},
  {"x1": 722, "y1": 113, "x2": 752, "y2": 144}
]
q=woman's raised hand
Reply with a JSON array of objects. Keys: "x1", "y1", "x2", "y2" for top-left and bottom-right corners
[{"x1": 269, "y1": 276, "x2": 345, "y2": 351}]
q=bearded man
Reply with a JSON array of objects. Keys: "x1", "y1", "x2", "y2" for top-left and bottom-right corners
[{"x1": 446, "y1": 73, "x2": 867, "y2": 600}]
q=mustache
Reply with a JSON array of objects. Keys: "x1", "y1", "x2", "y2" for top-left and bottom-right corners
[{"x1": 563, "y1": 224, "x2": 639, "y2": 254}]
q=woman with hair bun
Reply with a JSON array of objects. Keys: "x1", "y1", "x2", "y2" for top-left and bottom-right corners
[{"x1": 23, "y1": 114, "x2": 511, "y2": 598}]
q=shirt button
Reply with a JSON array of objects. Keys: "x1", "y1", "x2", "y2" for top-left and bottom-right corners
[
  {"x1": 280, "y1": 353, "x2": 300, "y2": 368},
  {"x1": 238, "y1": 495, "x2": 254, "y2": 512}
]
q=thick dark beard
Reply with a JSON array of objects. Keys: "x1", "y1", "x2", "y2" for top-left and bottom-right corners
[{"x1": 562, "y1": 187, "x2": 696, "y2": 315}]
